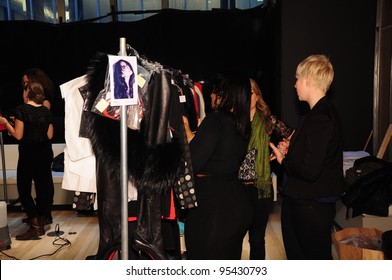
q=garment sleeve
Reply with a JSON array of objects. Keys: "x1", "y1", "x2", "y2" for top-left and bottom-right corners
[
  {"x1": 284, "y1": 114, "x2": 332, "y2": 182},
  {"x1": 270, "y1": 115, "x2": 293, "y2": 139},
  {"x1": 14, "y1": 106, "x2": 24, "y2": 122},
  {"x1": 189, "y1": 113, "x2": 222, "y2": 174}
]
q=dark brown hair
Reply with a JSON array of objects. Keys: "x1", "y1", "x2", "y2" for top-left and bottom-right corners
[
  {"x1": 22, "y1": 68, "x2": 54, "y2": 100},
  {"x1": 26, "y1": 82, "x2": 46, "y2": 104}
]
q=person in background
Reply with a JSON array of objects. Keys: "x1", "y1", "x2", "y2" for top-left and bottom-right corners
[
  {"x1": 0, "y1": 82, "x2": 54, "y2": 240},
  {"x1": 183, "y1": 74, "x2": 253, "y2": 259},
  {"x1": 242, "y1": 78, "x2": 293, "y2": 259},
  {"x1": 269, "y1": 54, "x2": 344, "y2": 259},
  {"x1": 209, "y1": 73, "x2": 227, "y2": 111},
  {"x1": 22, "y1": 68, "x2": 54, "y2": 110},
  {"x1": 20, "y1": 68, "x2": 55, "y2": 225},
  {"x1": 184, "y1": 73, "x2": 228, "y2": 139}
]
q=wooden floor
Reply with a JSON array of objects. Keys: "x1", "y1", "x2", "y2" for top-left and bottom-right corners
[
  {"x1": 0, "y1": 209, "x2": 99, "y2": 260},
  {"x1": 0, "y1": 202, "x2": 286, "y2": 260}
]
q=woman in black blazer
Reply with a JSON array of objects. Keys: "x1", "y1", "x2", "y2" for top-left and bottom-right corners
[{"x1": 270, "y1": 54, "x2": 344, "y2": 259}]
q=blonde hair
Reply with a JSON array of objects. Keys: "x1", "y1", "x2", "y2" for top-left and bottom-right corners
[
  {"x1": 250, "y1": 78, "x2": 272, "y2": 133},
  {"x1": 296, "y1": 54, "x2": 334, "y2": 92}
]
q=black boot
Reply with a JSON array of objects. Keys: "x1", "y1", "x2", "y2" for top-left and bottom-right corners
[
  {"x1": 85, "y1": 160, "x2": 122, "y2": 260},
  {"x1": 16, "y1": 217, "x2": 45, "y2": 240},
  {"x1": 132, "y1": 193, "x2": 169, "y2": 260}
]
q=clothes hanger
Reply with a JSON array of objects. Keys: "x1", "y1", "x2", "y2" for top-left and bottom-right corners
[{"x1": 126, "y1": 44, "x2": 162, "y2": 71}]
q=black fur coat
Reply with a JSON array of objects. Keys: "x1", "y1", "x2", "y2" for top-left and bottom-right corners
[{"x1": 82, "y1": 52, "x2": 185, "y2": 197}]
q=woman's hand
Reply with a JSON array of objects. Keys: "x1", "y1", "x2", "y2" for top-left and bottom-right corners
[
  {"x1": 277, "y1": 138, "x2": 290, "y2": 155},
  {"x1": 269, "y1": 142, "x2": 285, "y2": 164},
  {"x1": 183, "y1": 115, "x2": 195, "y2": 143},
  {"x1": 0, "y1": 116, "x2": 8, "y2": 125}
]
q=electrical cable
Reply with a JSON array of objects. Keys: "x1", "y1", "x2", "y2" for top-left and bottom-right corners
[{"x1": 0, "y1": 223, "x2": 71, "y2": 260}]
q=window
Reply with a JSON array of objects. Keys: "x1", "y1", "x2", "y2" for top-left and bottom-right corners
[
  {"x1": 0, "y1": 0, "x2": 266, "y2": 23},
  {"x1": 0, "y1": 0, "x2": 57, "y2": 23}
]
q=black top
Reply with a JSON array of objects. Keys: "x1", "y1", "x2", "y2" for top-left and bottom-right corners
[
  {"x1": 15, "y1": 103, "x2": 52, "y2": 145},
  {"x1": 270, "y1": 115, "x2": 294, "y2": 140},
  {"x1": 282, "y1": 96, "x2": 344, "y2": 199},
  {"x1": 189, "y1": 111, "x2": 248, "y2": 176}
]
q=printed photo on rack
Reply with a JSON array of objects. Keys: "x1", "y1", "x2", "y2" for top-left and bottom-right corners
[{"x1": 108, "y1": 55, "x2": 138, "y2": 106}]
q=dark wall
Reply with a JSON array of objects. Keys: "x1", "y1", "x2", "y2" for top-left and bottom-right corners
[
  {"x1": 0, "y1": 6, "x2": 277, "y2": 144},
  {"x1": 279, "y1": 0, "x2": 377, "y2": 152},
  {"x1": 0, "y1": 2, "x2": 378, "y2": 151}
]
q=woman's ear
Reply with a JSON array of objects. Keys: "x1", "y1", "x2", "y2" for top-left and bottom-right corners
[{"x1": 305, "y1": 77, "x2": 312, "y2": 87}]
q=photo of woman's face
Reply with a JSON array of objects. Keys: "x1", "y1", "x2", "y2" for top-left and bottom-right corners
[{"x1": 120, "y1": 62, "x2": 133, "y2": 77}]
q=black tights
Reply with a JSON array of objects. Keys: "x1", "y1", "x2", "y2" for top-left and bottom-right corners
[
  {"x1": 17, "y1": 147, "x2": 54, "y2": 219},
  {"x1": 245, "y1": 184, "x2": 274, "y2": 260}
]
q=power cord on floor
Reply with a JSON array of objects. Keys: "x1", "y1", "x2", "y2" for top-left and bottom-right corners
[{"x1": 0, "y1": 223, "x2": 71, "y2": 260}]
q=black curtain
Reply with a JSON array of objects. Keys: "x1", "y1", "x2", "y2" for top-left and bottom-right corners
[{"x1": 0, "y1": 6, "x2": 276, "y2": 144}]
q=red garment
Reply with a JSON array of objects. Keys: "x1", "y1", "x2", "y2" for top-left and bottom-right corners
[{"x1": 127, "y1": 188, "x2": 176, "y2": 221}]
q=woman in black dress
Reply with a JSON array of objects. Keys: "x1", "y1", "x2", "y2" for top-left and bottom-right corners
[
  {"x1": 183, "y1": 75, "x2": 253, "y2": 259},
  {"x1": 0, "y1": 82, "x2": 54, "y2": 240}
]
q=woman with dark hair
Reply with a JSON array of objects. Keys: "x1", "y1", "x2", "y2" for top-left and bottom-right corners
[
  {"x1": 20, "y1": 68, "x2": 55, "y2": 225},
  {"x1": 209, "y1": 73, "x2": 228, "y2": 111},
  {"x1": 113, "y1": 59, "x2": 135, "y2": 99},
  {"x1": 0, "y1": 82, "x2": 54, "y2": 240},
  {"x1": 183, "y1": 74, "x2": 253, "y2": 259},
  {"x1": 22, "y1": 68, "x2": 54, "y2": 110}
]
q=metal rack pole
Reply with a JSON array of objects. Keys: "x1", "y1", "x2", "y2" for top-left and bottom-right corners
[
  {"x1": 119, "y1": 37, "x2": 129, "y2": 260},
  {"x1": 0, "y1": 131, "x2": 8, "y2": 202}
]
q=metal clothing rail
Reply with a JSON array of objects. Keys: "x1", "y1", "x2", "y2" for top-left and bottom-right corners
[
  {"x1": 118, "y1": 37, "x2": 129, "y2": 260},
  {"x1": 0, "y1": 131, "x2": 8, "y2": 202}
]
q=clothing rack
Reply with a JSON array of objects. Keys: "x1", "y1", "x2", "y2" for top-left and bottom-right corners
[
  {"x1": 0, "y1": 131, "x2": 8, "y2": 202},
  {"x1": 119, "y1": 37, "x2": 129, "y2": 260},
  {"x1": 114, "y1": 40, "x2": 201, "y2": 259}
]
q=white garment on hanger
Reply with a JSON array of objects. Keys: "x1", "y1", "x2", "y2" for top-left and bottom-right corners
[
  {"x1": 60, "y1": 75, "x2": 97, "y2": 195},
  {"x1": 62, "y1": 146, "x2": 96, "y2": 193}
]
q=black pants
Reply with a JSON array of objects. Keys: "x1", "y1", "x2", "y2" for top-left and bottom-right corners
[
  {"x1": 245, "y1": 184, "x2": 273, "y2": 260},
  {"x1": 185, "y1": 175, "x2": 252, "y2": 259},
  {"x1": 281, "y1": 196, "x2": 336, "y2": 260},
  {"x1": 17, "y1": 144, "x2": 54, "y2": 219}
]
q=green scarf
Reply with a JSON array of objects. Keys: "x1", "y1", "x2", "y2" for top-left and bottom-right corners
[{"x1": 248, "y1": 111, "x2": 272, "y2": 199}]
